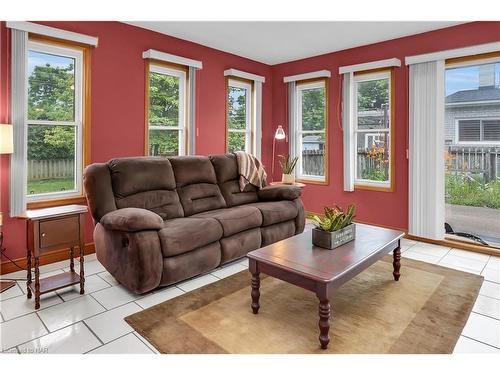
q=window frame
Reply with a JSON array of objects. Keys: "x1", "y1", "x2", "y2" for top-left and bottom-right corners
[
  {"x1": 225, "y1": 77, "x2": 254, "y2": 154},
  {"x1": 455, "y1": 117, "x2": 500, "y2": 145},
  {"x1": 352, "y1": 69, "x2": 394, "y2": 192},
  {"x1": 294, "y1": 78, "x2": 329, "y2": 184},
  {"x1": 26, "y1": 36, "x2": 90, "y2": 208},
  {"x1": 145, "y1": 60, "x2": 189, "y2": 156}
]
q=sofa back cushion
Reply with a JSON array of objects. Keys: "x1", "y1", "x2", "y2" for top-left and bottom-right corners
[
  {"x1": 209, "y1": 154, "x2": 259, "y2": 207},
  {"x1": 108, "y1": 157, "x2": 184, "y2": 220},
  {"x1": 169, "y1": 156, "x2": 227, "y2": 216}
]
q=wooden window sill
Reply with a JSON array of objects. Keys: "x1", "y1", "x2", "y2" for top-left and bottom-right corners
[
  {"x1": 354, "y1": 183, "x2": 393, "y2": 192},
  {"x1": 27, "y1": 196, "x2": 87, "y2": 210}
]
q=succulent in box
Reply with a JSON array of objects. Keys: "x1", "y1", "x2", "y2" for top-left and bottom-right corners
[{"x1": 312, "y1": 204, "x2": 356, "y2": 232}]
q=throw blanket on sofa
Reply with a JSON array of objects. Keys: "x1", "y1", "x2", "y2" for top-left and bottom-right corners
[{"x1": 234, "y1": 151, "x2": 267, "y2": 191}]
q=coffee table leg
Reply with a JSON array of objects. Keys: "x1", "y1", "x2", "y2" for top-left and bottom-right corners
[
  {"x1": 249, "y1": 259, "x2": 260, "y2": 314},
  {"x1": 393, "y1": 241, "x2": 401, "y2": 281},
  {"x1": 316, "y1": 285, "x2": 330, "y2": 349}
]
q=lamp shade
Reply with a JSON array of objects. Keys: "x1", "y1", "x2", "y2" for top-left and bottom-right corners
[
  {"x1": 0, "y1": 124, "x2": 13, "y2": 154},
  {"x1": 274, "y1": 125, "x2": 286, "y2": 140}
]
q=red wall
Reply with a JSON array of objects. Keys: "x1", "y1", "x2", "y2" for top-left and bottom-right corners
[
  {"x1": 270, "y1": 21, "x2": 500, "y2": 231},
  {"x1": 0, "y1": 21, "x2": 273, "y2": 261},
  {"x1": 1, "y1": 21, "x2": 500, "y2": 262}
]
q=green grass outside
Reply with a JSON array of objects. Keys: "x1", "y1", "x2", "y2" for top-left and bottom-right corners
[
  {"x1": 446, "y1": 174, "x2": 500, "y2": 209},
  {"x1": 27, "y1": 178, "x2": 75, "y2": 195}
]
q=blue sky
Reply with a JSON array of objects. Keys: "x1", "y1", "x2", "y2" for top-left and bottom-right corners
[
  {"x1": 446, "y1": 63, "x2": 500, "y2": 96},
  {"x1": 28, "y1": 50, "x2": 74, "y2": 75}
]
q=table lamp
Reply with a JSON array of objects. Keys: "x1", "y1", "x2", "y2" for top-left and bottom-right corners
[
  {"x1": 271, "y1": 125, "x2": 286, "y2": 181},
  {"x1": 0, "y1": 123, "x2": 15, "y2": 293}
]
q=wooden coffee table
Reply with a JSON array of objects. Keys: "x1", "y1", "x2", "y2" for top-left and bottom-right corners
[{"x1": 247, "y1": 223, "x2": 404, "y2": 349}]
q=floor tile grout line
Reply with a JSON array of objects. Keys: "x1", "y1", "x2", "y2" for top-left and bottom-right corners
[
  {"x1": 0, "y1": 294, "x2": 67, "y2": 323},
  {"x1": 83, "y1": 331, "x2": 139, "y2": 354},
  {"x1": 470, "y1": 309, "x2": 500, "y2": 322},
  {"x1": 460, "y1": 333, "x2": 500, "y2": 350},
  {"x1": 81, "y1": 319, "x2": 105, "y2": 346},
  {"x1": 132, "y1": 331, "x2": 157, "y2": 354},
  {"x1": 35, "y1": 310, "x2": 51, "y2": 334},
  {"x1": 87, "y1": 292, "x2": 110, "y2": 311}
]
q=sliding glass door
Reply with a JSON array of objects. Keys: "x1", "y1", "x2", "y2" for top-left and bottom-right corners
[{"x1": 444, "y1": 59, "x2": 500, "y2": 247}]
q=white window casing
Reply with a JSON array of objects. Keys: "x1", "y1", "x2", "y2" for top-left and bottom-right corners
[
  {"x1": 225, "y1": 69, "x2": 265, "y2": 158},
  {"x1": 143, "y1": 50, "x2": 202, "y2": 155},
  {"x1": 353, "y1": 70, "x2": 392, "y2": 189},
  {"x1": 293, "y1": 80, "x2": 327, "y2": 182},
  {"x1": 26, "y1": 41, "x2": 84, "y2": 203},
  {"x1": 148, "y1": 64, "x2": 187, "y2": 156},
  {"x1": 408, "y1": 60, "x2": 446, "y2": 240},
  {"x1": 227, "y1": 78, "x2": 253, "y2": 154},
  {"x1": 455, "y1": 118, "x2": 500, "y2": 145}
]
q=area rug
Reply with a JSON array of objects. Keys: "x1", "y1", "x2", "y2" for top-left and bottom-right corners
[{"x1": 125, "y1": 257, "x2": 482, "y2": 354}]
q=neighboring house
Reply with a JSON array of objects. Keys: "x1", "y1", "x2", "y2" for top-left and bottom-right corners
[
  {"x1": 445, "y1": 64, "x2": 500, "y2": 146},
  {"x1": 302, "y1": 134, "x2": 324, "y2": 151}
]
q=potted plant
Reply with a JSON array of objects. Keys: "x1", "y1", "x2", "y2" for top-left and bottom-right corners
[
  {"x1": 279, "y1": 155, "x2": 298, "y2": 184},
  {"x1": 311, "y1": 204, "x2": 356, "y2": 249}
]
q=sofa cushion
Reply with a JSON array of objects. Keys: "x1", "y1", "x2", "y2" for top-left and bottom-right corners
[
  {"x1": 220, "y1": 228, "x2": 261, "y2": 264},
  {"x1": 109, "y1": 157, "x2": 184, "y2": 220},
  {"x1": 192, "y1": 206, "x2": 262, "y2": 237},
  {"x1": 261, "y1": 220, "x2": 296, "y2": 246},
  {"x1": 209, "y1": 154, "x2": 258, "y2": 207},
  {"x1": 158, "y1": 217, "x2": 223, "y2": 257},
  {"x1": 160, "y1": 242, "x2": 221, "y2": 287},
  {"x1": 100, "y1": 208, "x2": 163, "y2": 232},
  {"x1": 244, "y1": 201, "x2": 299, "y2": 226},
  {"x1": 170, "y1": 156, "x2": 227, "y2": 216}
]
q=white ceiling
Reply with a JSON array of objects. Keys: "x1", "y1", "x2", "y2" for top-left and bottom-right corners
[{"x1": 126, "y1": 21, "x2": 463, "y2": 65}]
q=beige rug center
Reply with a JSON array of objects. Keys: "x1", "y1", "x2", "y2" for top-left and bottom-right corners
[{"x1": 179, "y1": 261, "x2": 443, "y2": 354}]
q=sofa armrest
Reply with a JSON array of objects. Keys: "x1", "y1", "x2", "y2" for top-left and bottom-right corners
[
  {"x1": 100, "y1": 208, "x2": 164, "y2": 232},
  {"x1": 257, "y1": 185, "x2": 301, "y2": 201}
]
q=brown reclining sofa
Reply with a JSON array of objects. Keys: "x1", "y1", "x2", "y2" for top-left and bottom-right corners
[{"x1": 83, "y1": 154, "x2": 305, "y2": 294}]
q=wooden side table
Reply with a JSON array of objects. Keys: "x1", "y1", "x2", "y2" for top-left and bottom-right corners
[
  {"x1": 25, "y1": 204, "x2": 88, "y2": 309},
  {"x1": 269, "y1": 181, "x2": 306, "y2": 188}
]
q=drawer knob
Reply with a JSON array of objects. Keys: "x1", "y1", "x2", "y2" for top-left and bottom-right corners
[{"x1": 41, "y1": 233, "x2": 46, "y2": 237}]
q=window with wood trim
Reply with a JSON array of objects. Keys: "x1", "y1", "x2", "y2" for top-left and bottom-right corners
[
  {"x1": 226, "y1": 78, "x2": 253, "y2": 154},
  {"x1": 26, "y1": 38, "x2": 89, "y2": 204},
  {"x1": 146, "y1": 62, "x2": 188, "y2": 156},
  {"x1": 353, "y1": 70, "x2": 393, "y2": 190},
  {"x1": 295, "y1": 79, "x2": 328, "y2": 183}
]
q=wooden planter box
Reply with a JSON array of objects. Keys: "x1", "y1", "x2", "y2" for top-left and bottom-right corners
[{"x1": 312, "y1": 224, "x2": 356, "y2": 250}]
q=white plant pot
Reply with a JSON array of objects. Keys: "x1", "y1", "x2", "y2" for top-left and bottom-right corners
[{"x1": 282, "y1": 173, "x2": 295, "y2": 184}]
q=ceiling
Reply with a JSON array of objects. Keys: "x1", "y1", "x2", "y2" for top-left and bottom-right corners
[{"x1": 126, "y1": 21, "x2": 463, "y2": 65}]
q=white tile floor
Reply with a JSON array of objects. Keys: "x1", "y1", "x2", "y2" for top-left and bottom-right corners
[{"x1": 1, "y1": 236, "x2": 499, "y2": 354}]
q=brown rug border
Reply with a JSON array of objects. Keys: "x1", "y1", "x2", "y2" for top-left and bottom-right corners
[{"x1": 125, "y1": 257, "x2": 483, "y2": 354}]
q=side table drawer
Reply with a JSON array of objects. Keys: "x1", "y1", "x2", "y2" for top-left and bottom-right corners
[{"x1": 39, "y1": 215, "x2": 80, "y2": 249}]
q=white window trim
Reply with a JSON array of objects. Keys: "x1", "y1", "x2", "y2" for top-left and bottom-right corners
[
  {"x1": 6, "y1": 21, "x2": 98, "y2": 46},
  {"x1": 26, "y1": 40, "x2": 84, "y2": 202},
  {"x1": 405, "y1": 42, "x2": 500, "y2": 65},
  {"x1": 142, "y1": 49, "x2": 202, "y2": 69},
  {"x1": 353, "y1": 71, "x2": 392, "y2": 189},
  {"x1": 339, "y1": 58, "x2": 400, "y2": 75},
  {"x1": 224, "y1": 69, "x2": 265, "y2": 83},
  {"x1": 148, "y1": 63, "x2": 187, "y2": 156},
  {"x1": 227, "y1": 78, "x2": 253, "y2": 154},
  {"x1": 284, "y1": 70, "x2": 330, "y2": 83},
  {"x1": 455, "y1": 117, "x2": 500, "y2": 145},
  {"x1": 295, "y1": 80, "x2": 327, "y2": 182}
]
